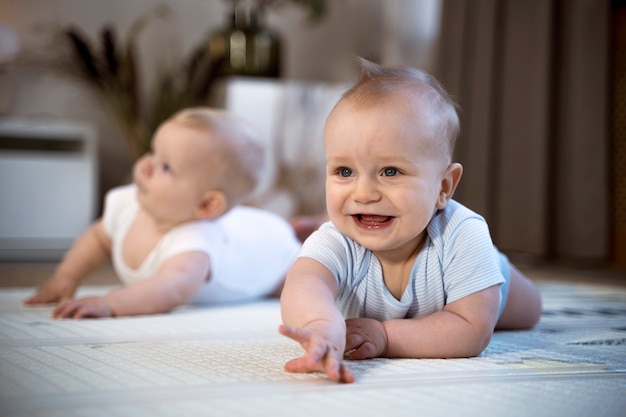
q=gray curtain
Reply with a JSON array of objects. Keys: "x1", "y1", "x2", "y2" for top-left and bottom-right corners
[{"x1": 437, "y1": 0, "x2": 610, "y2": 264}]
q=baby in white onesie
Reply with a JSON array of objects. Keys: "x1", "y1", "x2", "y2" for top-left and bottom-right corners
[{"x1": 25, "y1": 107, "x2": 301, "y2": 318}]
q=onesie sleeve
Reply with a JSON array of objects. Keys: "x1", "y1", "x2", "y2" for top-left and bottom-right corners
[
  {"x1": 101, "y1": 184, "x2": 137, "y2": 239},
  {"x1": 298, "y1": 222, "x2": 367, "y2": 290},
  {"x1": 440, "y1": 217, "x2": 505, "y2": 305}
]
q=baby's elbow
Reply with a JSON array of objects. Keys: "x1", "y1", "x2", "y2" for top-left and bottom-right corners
[
  {"x1": 172, "y1": 286, "x2": 197, "y2": 308},
  {"x1": 460, "y1": 336, "x2": 491, "y2": 358},
  {"x1": 476, "y1": 331, "x2": 493, "y2": 355},
  {"x1": 463, "y1": 326, "x2": 494, "y2": 357},
  {"x1": 471, "y1": 311, "x2": 499, "y2": 355}
]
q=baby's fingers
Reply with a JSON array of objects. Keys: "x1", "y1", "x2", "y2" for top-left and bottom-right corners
[
  {"x1": 337, "y1": 362, "x2": 355, "y2": 383},
  {"x1": 283, "y1": 348, "x2": 354, "y2": 383},
  {"x1": 345, "y1": 342, "x2": 377, "y2": 360},
  {"x1": 24, "y1": 292, "x2": 58, "y2": 305},
  {"x1": 323, "y1": 347, "x2": 355, "y2": 382},
  {"x1": 23, "y1": 295, "x2": 43, "y2": 305},
  {"x1": 279, "y1": 325, "x2": 330, "y2": 365},
  {"x1": 52, "y1": 300, "x2": 79, "y2": 319},
  {"x1": 280, "y1": 326, "x2": 354, "y2": 383},
  {"x1": 283, "y1": 356, "x2": 316, "y2": 374}
]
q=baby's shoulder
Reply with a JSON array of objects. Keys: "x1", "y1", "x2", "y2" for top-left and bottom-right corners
[
  {"x1": 428, "y1": 200, "x2": 488, "y2": 242},
  {"x1": 104, "y1": 184, "x2": 137, "y2": 211},
  {"x1": 305, "y1": 222, "x2": 369, "y2": 261}
]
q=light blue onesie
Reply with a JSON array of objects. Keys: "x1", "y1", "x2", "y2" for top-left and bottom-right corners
[{"x1": 298, "y1": 200, "x2": 510, "y2": 321}]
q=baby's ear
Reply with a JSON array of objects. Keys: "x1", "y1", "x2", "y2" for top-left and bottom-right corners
[
  {"x1": 436, "y1": 163, "x2": 463, "y2": 209},
  {"x1": 195, "y1": 190, "x2": 227, "y2": 219}
]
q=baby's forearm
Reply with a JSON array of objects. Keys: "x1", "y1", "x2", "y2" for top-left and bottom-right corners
[
  {"x1": 104, "y1": 255, "x2": 209, "y2": 317},
  {"x1": 383, "y1": 310, "x2": 494, "y2": 358},
  {"x1": 281, "y1": 274, "x2": 342, "y2": 330},
  {"x1": 282, "y1": 292, "x2": 343, "y2": 329},
  {"x1": 53, "y1": 222, "x2": 111, "y2": 285},
  {"x1": 281, "y1": 261, "x2": 337, "y2": 324},
  {"x1": 105, "y1": 282, "x2": 184, "y2": 316},
  {"x1": 280, "y1": 259, "x2": 349, "y2": 356}
]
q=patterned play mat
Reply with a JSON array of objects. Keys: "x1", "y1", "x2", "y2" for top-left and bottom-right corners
[{"x1": 1, "y1": 281, "x2": 624, "y2": 417}]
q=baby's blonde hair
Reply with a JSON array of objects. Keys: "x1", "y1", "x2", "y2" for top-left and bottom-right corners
[
  {"x1": 168, "y1": 107, "x2": 265, "y2": 210},
  {"x1": 340, "y1": 58, "x2": 460, "y2": 164}
]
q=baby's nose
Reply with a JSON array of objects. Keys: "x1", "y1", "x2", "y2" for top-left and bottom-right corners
[
  {"x1": 352, "y1": 178, "x2": 381, "y2": 203},
  {"x1": 135, "y1": 154, "x2": 153, "y2": 179}
]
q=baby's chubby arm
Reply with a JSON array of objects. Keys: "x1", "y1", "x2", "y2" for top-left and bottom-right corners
[
  {"x1": 106, "y1": 252, "x2": 210, "y2": 317},
  {"x1": 380, "y1": 285, "x2": 501, "y2": 359},
  {"x1": 279, "y1": 258, "x2": 355, "y2": 383},
  {"x1": 24, "y1": 220, "x2": 111, "y2": 305},
  {"x1": 53, "y1": 252, "x2": 210, "y2": 319}
]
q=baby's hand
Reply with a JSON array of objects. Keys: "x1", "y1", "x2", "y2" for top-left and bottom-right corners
[
  {"x1": 24, "y1": 277, "x2": 77, "y2": 305},
  {"x1": 53, "y1": 296, "x2": 113, "y2": 319},
  {"x1": 344, "y1": 318, "x2": 388, "y2": 360},
  {"x1": 279, "y1": 324, "x2": 355, "y2": 383}
]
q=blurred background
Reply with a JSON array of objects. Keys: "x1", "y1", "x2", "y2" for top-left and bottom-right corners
[{"x1": 0, "y1": 0, "x2": 623, "y2": 276}]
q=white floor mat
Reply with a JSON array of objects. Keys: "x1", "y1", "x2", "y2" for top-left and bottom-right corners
[{"x1": 1, "y1": 282, "x2": 624, "y2": 417}]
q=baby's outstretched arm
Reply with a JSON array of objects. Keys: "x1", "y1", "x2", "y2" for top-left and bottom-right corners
[
  {"x1": 52, "y1": 295, "x2": 113, "y2": 319},
  {"x1": 279, "y1": 258, "x2": 354, "y2": 383},
  {"x1": 279, "y1": 322, "x2": 354, "y2": 383},
  {"x1": 53, "y1": 251, "x2": 211, "y2": 319},
  {"x1": 24, "y1": 220, "x2": 111, "y2": 305}
]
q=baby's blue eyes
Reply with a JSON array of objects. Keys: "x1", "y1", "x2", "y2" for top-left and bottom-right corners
[
  {"x1": 383, "y1": 167, "x2": 399, "y2": 177},
  {"x1": 336, "y1": 167, "x2": 400, "y2": 177},
  {"x1": 339, "y1": 168, "x2": 353, "y2": 177},
  {"x1": 145, "y1": 151, "x2": 172, "y2": 174}
]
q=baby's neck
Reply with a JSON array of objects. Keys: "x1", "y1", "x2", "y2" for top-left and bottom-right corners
[
  {"x1": 142, "y1": 209, "x2": 197, "y2": 233},
  {"x1": 121, "y1": 210, "x2": 193, "y2": 270},
  {"x1": 374, "y1": 235, "x2": 426, "y2": 300},
  {"x1": 373, "y1": 233, "x2": 426, "y2": 266}
]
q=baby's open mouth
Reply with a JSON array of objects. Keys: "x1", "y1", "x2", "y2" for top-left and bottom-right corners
[{"x1": 354, "y1": 214, "x2": 394, "y2": 229}]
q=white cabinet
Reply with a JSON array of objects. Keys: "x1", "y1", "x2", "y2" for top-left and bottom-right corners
[{"x1": 0, "y1": 119, "x2": 97, "y2": 260}]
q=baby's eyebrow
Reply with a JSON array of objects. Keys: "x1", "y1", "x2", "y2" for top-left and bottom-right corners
[
  {"x1": 326, "y1": 157, "x2": 352, "y2": 165},
  {"x1": 377, "y1": 154, "x2": 413, "y2": 163}
]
